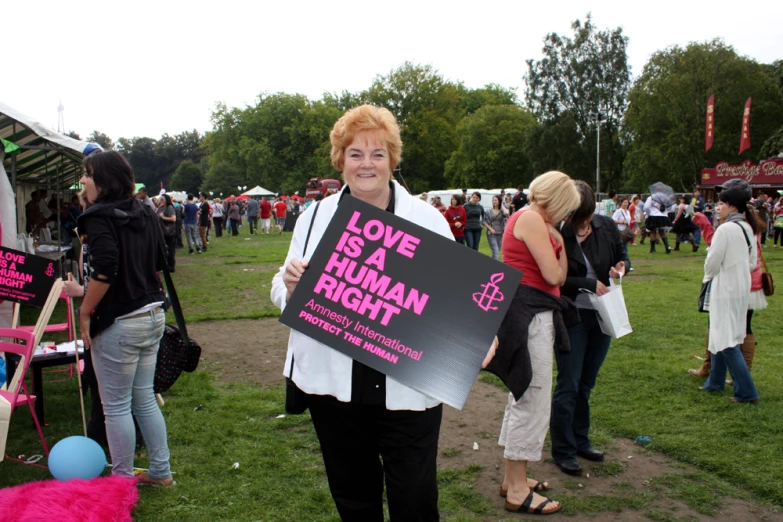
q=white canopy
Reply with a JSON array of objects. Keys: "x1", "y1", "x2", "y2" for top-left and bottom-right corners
[
  {"x1": 1, "y1": 100, "x2": 101, "y2": 248},
  {"x1": 242, "y1": 185, "x2": 275, "y2": 197}
]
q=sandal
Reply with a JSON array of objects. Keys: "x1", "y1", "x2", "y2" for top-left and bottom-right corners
[
  {"x1": 136, "y1": 471, "x2": 175, "y2": 487},
  {"x1": 499, "y1": 481, "x2": 549, "y2": 497},
  {"x1": 504, "y1": 490, "x2": 561, "y2": 515}
]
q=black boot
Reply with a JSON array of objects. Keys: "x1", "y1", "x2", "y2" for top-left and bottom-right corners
[
  {"x1": 661, "y1": 236, "x2": 671, "y2": 254},
  {"x1": 650, "y1": 240, "x2": 656, "y2": 253},
  {"x1": 674, "y1": 241, "x2": 680, "y2": 251}
]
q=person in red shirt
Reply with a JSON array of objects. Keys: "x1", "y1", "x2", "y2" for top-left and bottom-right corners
[
  {"x1": 260, "y1": 198, "x2": 273, "y2": 235},
  {"x1": 274, "y1": 197, "x2": 288, "y2": 235},
  {"x1": 444, "y1": 194, "x2": 467, "y2": 244}
]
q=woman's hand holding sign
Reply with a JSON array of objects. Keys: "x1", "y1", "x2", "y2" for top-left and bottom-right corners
[
  {"x1": 482, "y1": 336, "x2": 498, "y2": 369},
  {"x1": 284, "y1": 259, "x2": 309, "y2": 301}
]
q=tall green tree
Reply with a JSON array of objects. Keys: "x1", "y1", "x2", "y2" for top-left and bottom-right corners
[
  {"x1": 445, "y1": 105, "x2": 537, "y2": 188},
  {"x1": 760, "y1": 60, "x2": 783, "y2": 158},
  {"x1": 200, "y1": 161, "x2": 244, "y2": 197},
  {"x1": 116, "y1": 130, "x2": 204, "y2": 190},
  {"x1": 363, "y1": 63, "x2": 462, "y2": 192},
  {"x1": 456, "y1": 84, "x2": 518, "y2": 116},
  {"x1": 525, "y1": 113, "x2": 593, "y2": 182},
  {"x1": 524, "y1": 14, "x2": 631, "y2": 189},
  {"x1": 87, "y1": 130, "x2": 114, "y2": 150},
  {"x1": 624, "y1": 40, "x2": 783, "y2": 190},
  {"x1": 204, "y1": 94, "x2": 340, "y2": 195},
  {"x1": 169, "y1": 160, "x2": 203, "y2": 194}
]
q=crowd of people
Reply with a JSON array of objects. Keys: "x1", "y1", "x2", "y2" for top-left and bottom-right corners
[
  {"x1": 26, "y1": 102, "x2": 771, "y2": 521},
  {"x1": 418, "y1": 182, "x2": 783, "y2": 273},
  {"x1": 138, "y1": 192, "x2": 298, "y2": 270}
]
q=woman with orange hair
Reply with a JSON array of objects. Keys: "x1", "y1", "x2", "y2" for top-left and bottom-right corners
[{"x1": 272, "y1": 105, "x2": 453, "y2": 521}]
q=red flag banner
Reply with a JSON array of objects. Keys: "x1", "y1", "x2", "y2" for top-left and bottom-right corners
[
  {"x1": 740, "y1": 97, "x2": 752, "y2": 154},
  {"x1": 705, "y1": 95, "x2": 715, "y2": 151}
]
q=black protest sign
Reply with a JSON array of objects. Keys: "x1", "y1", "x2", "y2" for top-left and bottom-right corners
[
  {"x1": 279, "y1": 195, "x2": 522, "y2": 409},
  {"x1": 0, "y1": 247, "x2": 58, "y2": 307}
]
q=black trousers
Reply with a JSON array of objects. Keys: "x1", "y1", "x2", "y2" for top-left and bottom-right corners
[
  {"x1": 175, "y1": 222, "x2": 184, "y2": 247},
  {"x1": 231, "y1": 220, "x2": 239, "y2": 236},
  {"x1": 551, "y1": 309, "x2": 611, "y2": 463},
  {"x1": 308, "y1": 395, "x2": 442, "y2": 522},
  {"x1": 164, "y1": 234, "x2": 176, "y2": 272},
  {"x1": 212, "y1": 217, "x2": 223, "y2": 237}
]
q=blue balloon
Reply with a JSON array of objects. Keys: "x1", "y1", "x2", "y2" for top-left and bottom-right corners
[{"x1": 48, "y1": 436, "x2": 107, "y2": 481}]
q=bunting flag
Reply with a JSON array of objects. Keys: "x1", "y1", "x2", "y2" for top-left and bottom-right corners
[
  {"x1": 740, "y1": 97, "x2": 752, "y2": 154},
  {"x1": 705, "y1": 95, "x2": 715, "y2": 151},
  {"x1": 0, "y1": 137, "x2": 20, "y2": 154}
]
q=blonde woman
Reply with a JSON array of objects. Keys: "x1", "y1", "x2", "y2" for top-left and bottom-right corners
[{"x1": 484, "y1": 171, "x2": 581, "y2": 515}]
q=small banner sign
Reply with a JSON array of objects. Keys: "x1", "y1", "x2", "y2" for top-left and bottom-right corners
[
  {"x1": 280, "y1": 195, "x2": 521, "y2": 409},
  {"x1": 0, "y1": 246, "x2": 57, "y2": 307}
]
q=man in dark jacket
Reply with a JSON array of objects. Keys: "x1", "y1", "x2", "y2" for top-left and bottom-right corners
[{"x1": 512, "y1": 186, "x2": 528, "y2": 213}]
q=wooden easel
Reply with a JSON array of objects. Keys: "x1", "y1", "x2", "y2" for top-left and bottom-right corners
[{"x1": 9, "y1": 279, "x2": 88, "y2": 435}]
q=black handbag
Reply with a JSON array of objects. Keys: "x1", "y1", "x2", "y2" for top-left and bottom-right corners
[
  {"x1": 698, "y1": 281, "x2": 711, "y2": 313},
  {"x1": 285, "y1": 202, "x2": 320, "y2": 414},
  {"x1": 152, "y1": 213, "x2": 201, "y2": 393},
  {"x1": 620, "y1": 227, "x2": 636, "y2": 243}
]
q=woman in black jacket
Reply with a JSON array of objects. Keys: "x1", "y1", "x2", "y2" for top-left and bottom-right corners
[
  {"x1": 550, "y1": 181, "x2": 629, "y2": 476},
  {"x1": 77, "y1": 150, "x2": 173, "y2": 486}
]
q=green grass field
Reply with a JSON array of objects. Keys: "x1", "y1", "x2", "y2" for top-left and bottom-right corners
[{"x1": 4, "y1": 222, "x2": 783, "y2": 520}]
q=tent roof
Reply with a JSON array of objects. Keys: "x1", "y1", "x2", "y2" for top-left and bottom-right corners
[
  {"x1": 1, "y1": 101, "x2": 101, "y2": 188},
  {"x1": 242, "y1": 185, "x2": 275, "y2": 196}
]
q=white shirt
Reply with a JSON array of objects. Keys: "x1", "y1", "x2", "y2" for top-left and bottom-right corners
[
  {"x1": 612, "y1": 208, "x2": 631, "y2": 231},
  {"x1": 643, "y1": 196, "x2": 675, "y2": 218},
  {"x1": 704, "y1": 219, "x2": 756, "y2": 354},
  {"x1": 39, "y1": 200, "x2": 53, "y2": 219},
  {"x1": 271, "y1": 181, "x2": 454, "y2": 411}
]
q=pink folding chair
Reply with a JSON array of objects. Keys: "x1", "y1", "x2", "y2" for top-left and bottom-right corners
[
  {"x1": 0, "y1": 328, "x2": 50, "y2": 456},
  {"x1": 17, "y1": 290, "x2": 75, "y2": 381}
]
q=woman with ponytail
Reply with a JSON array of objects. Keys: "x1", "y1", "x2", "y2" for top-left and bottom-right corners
[{"x1": 742, "y1": 207, "x2": 768, "y2": 373}]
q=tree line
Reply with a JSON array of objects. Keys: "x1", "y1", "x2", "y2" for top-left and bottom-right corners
[{"x1": 78, "y1": 14, "x2": 783, "y2": 196}]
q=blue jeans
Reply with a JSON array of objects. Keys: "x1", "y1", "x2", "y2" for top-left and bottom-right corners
[
  {"x1": 693, "y1": 226, "x2": 701, "y2": 246},
  {"x1": 487, "y1": 233, "x2": 503, "y2": 260},
  {"x1": 550, "y1": 309, "x2": 611, "y2": 463},
  {"x1": 91, "y1": 308, "x2": 171, "y2": 479},
  {"x1": 464, "y1": 228, "x2": 481, "y2": 250},
  {"x1": 703, "y1": 346, "x2": 758, "y2": 402},
  {"x1": 622, "y1": 242, "x2": 632, "y2": 269}
]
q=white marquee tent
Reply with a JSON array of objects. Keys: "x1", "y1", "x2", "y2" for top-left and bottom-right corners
[
  {"x1": 1, "y1": 101, "x2": 101, "y2": 327},
  {"x1": 242, "y1": 185, "x2": 275, "y2": 197}
]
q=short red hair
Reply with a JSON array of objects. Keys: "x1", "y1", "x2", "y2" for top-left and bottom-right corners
[{"x1": 330, "y1": 105, "x2": 402, "y2": 172}]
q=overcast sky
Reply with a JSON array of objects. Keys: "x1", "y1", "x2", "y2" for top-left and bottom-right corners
[{"x1": 4, "y1": 0, "x2": 781, "y2": 142}]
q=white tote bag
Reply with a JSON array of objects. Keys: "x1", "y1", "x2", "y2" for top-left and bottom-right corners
[{"x1": 585, "y1": 276, "x2": 633, "y2": 339}]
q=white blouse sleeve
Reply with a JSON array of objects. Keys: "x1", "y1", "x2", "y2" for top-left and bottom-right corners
[
  {"x1": 704, "y1": 225, "x2": 728, "y2": 282},
  {"x1": 270, "y1": 207, "x2": 313, "y2": 312}
]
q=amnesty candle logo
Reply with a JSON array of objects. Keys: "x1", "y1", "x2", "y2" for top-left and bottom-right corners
[{"x1": 472, "y1": 273, "x2": 505, "y2": 312}]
